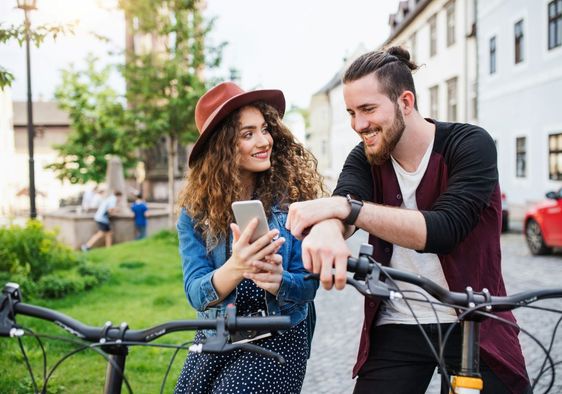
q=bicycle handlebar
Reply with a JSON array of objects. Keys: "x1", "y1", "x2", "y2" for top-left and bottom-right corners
[
  {"x1": 0, "y1": 282, "x2": 292, "y2": 343},
  {"x1": 310, "y1": 243, "x2": 562, "y2": 313}
]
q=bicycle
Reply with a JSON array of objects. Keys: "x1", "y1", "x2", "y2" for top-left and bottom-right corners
[
  {"x1": 308, "y1": 243, "x2": 562, "y2": 394},
  {"x1": 0, "y1": 282, "x2": 292, "y2": 394}
]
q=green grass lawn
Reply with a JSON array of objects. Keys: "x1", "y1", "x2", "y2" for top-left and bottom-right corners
[{"x1": 0, "y1": 232, "x2": 196, "y2": 393}]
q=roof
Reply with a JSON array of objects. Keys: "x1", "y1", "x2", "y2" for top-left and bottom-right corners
[
  {"x1": 12, "y1": 101, "x2": 70, "y2": 127},
  {"x1": 384, "y1": 0, "x2": 432, "y2": 46}
]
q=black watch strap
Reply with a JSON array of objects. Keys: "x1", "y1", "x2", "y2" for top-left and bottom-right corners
[{"x1": 344, "y1": 194, "x2": 364, "y2": 226}]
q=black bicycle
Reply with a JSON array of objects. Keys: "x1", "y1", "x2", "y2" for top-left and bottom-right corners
[
  {"x1": 0, "y1": 282, "x2": 291, "y2": 394},
  {"x1": 308, "y1": 243, "x2": 562, "y2": 394}
]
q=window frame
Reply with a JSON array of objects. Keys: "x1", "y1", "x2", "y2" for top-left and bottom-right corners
[
  {"x1": 548, "y1": 0, "x2": 562, "y2": 50},
  {"x1": 549, "y1": 132, "x2": 562, "y2": 180},
  {"x1": 514, "y1": 19, "x2": 525, "y2": 64},
  {"x1": 446, "y1": 0, "x2": 456, "y2": 47},
  {"x1": 429, "y1": 14, "x2": 437, "y2": 57},
  {"x1": 489, "y1": 36, "x2": 497, "y2": 74},
  {"x1": 516, "y1": 136, "x2": 527, "y2": 178},
  {"x1": 446, "y1": 77, "x2": 458, "y2": 122}
]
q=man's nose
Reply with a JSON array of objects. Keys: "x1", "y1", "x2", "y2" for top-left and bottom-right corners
[{"x1": 354, "y1": 113, "x2": 370, "y2": 133}]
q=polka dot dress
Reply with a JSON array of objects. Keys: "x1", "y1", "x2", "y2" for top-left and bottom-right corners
[{"x1": 174, "y1": 279, "x2": 309, "y2": 393}]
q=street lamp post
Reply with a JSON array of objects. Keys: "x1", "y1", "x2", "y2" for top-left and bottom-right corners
[{"x1": 17, "y1": 0, "x2": 37, "y2": 219}]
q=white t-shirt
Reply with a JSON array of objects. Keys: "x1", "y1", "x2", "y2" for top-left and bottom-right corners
[
  {"x1": 94, "y1": 195, "x2": 117, "y2": 224},
  {"x1": 376, "y1": 138, "x2": 457, "y2": 326}
]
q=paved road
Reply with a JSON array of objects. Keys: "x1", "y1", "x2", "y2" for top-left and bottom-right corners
[{"x1": 302, "y1": 231, "x2": 562, "y2": 394}]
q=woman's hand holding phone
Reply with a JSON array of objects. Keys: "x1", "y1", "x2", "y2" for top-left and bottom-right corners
[
  {"x1": 228, "y1": 218, "x2": 285, "y2": 281},
  {"x1": 243, "y1": 253, "x2": 284, "y2": 295}
]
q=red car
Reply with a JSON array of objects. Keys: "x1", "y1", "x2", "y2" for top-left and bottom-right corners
[{"x1": 524, "y1": 188, "x2": 562, "y2": 255}]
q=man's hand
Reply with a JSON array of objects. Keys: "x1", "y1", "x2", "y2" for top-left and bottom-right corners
[
  {"x1": 286, "y1": 197, "x2": 349, "y2": 240},
  {"x1": 301, "y1": 219, "x2": 351, "y2": 290}
]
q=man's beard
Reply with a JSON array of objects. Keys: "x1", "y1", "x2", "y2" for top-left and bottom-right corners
[{"x1": 364, "y1": 104, "x2": 405, "y2": 166}]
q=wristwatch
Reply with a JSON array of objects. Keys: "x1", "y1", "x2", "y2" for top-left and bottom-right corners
[{"x1": 344, "y1": 194, "x2": 364, "y2": 226}]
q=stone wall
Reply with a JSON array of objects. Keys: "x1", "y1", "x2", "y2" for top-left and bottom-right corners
[{"x1": 44, "y1": 203, "x2": 171, "y2": 249}]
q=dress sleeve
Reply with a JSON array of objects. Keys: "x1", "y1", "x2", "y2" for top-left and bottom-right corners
[{"x1": 421, "y1": 127, "x2": 499, "y2": 254}]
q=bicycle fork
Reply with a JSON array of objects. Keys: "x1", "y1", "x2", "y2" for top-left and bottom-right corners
[{"x1": 449, "y1": 321, "x2": 483, "y2": 394}]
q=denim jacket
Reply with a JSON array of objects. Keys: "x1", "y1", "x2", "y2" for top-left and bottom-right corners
[{"x1": 177, "y1": 206, "x2": 318, "y2": 337}]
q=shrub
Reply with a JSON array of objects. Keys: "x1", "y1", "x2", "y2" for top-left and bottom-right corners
[
  {"x1": 0, "y1": 221, "x2": 110, "y2": 299},
  {"x1": 0, "y1": 220, "x2": 78, "y2": 281}
]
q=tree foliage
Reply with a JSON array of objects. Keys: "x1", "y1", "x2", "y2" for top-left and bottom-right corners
[
  {"x1": 46, "y1": 55, "x2": 136, "y2": 184},
  {"x1": 118, "y1": 0, "x2": 225, "y2": 225},
  {"x1": 119, "y1": 0, "x2": 224, "y2": 147},
  {"x1": 0, "y1": 22, "x2": 74, "y2": 90}
]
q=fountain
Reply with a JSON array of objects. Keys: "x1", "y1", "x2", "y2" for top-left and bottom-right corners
[{"x1": 43, "y1": 156, "x2": 170, "y2": 249}]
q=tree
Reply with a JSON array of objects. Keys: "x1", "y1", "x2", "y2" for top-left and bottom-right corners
[
  {"x1": 46, "y1": 55, "x2": 136, "y2": 184},
  {"x1": 118, "y1": 0, "x2": 225, "y2": 227},
  {"x1": 0, "y1": 22, "x2": 73, "y2": 90}
]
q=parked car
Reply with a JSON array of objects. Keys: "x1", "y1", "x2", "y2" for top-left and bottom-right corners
[
  {"x1": 524, "y1": 188, "x2": 562, "y2": 255},
  {"x1": 501, "y1": 192, "x2": 509, "y2": 233}
]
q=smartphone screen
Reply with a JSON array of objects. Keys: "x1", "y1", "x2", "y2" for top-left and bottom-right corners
[{"x1": 231, "y1": 200, "x2": 270, "y2": 243}]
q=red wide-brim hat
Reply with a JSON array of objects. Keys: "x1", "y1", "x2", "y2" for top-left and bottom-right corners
[{"x1": 189, "y1": 81, "x2": 285, "y2": 167}]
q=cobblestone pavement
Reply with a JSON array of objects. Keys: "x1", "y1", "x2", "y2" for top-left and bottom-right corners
[{"x1": 302, "y1": 231, "x2": 562, "y2": 394}]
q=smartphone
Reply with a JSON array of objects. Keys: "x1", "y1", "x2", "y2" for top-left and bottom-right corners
[{"x1": 231, "y1": 200, "x2": 270, "y2": 243}]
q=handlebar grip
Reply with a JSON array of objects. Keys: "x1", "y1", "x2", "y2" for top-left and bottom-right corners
[
  {"x1": 347, "y1": 256, "x2": 372, "y2": 277},
  {"x1": 232, "y1": 316, "x2": 291, "y2": 331}
]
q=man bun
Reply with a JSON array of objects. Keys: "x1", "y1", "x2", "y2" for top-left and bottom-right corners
[{"x1": 387, "y1": 46, "x2": 418, "y2": 71}]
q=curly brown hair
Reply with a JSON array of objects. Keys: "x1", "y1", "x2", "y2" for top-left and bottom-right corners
[{"x1": 178, "y1": 101, "x2": 326, "y2": 246}]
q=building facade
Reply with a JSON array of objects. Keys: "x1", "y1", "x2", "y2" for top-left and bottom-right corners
[
  {"x1": 385, "y1": 0, "x2": 478, "y2": 124},
  {"x1": 0, "y1": 95, "x2": 84, "y2": 216},
  {"x1": 306, "y1": 0, "x2": 478, "y2": 187},
  {"x1": 478, "y1": 0, "x2": 562, "y2": 207}
]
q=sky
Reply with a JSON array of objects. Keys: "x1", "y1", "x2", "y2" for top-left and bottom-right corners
[{"x1": 0, "y1": 0, "x2": 398, "y2": 108}]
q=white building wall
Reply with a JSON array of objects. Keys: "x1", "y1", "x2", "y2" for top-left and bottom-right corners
[
  {"x1": 327, "y1": 83, "x2": 361, "y2": 181},
  {"x1": 478, "y1": 0, "x2": 562, "y2": 206},
  {"x1": 387, "y1": 0, "x2": 476, "y2": 123}
]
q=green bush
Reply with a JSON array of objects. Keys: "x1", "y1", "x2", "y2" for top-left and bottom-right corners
[
  {"x1": 0, "y1": 220, "x2": 78, "y2": 281},
  {"x1": 37, "y1": 274, "x2": 83, "y2": 298},
  {"x1": 0, "y1": 220, "x2": 110, "y2": 299}
]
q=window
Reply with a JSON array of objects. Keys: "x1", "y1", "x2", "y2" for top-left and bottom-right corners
[
  {"x1": 429, "y1": 85, "x2": 439, "y2": 119},
  {"x1": 471, "y1": 81, "x2": 478, "y2": 120},
  {"x1": 446, "y1": 77, "x2": 458, "y2": 122},
  {"x1": 548, "y1": 0, "x2": 562, "y2": 50},
  {"x1": 429, "y1": 14, "x2": 437, "y2": 57},
  {"x1": 516, "y1": 137, "x2": 526, "y2": 178},
  {"x1": 514, "y1": 19, "x2": 524, "y2": 64},
  {"x1": 446, "y1": 1, "x2": 456, "y2": 46},
  {"x1": 410, "y1": 31, "x2": 417, "y2": 62},
  {"x1": 489, "y1": 36, "x2": 497, "y2": 74},
  {"x1": 549, "y1": 133, "x2": 562, "y2": 180}
]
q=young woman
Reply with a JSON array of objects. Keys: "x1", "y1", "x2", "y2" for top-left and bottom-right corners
[{"x1": 175, "y1": 82, "x2": 325, "y2": 393}]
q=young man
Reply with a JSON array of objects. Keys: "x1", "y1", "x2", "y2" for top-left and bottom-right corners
[
  {"x1": 286, "y1": 47, "x2": 530, "y2": 393},
  {"x1": 82, "y1": 191, "x2": 123, "y2": 251}
]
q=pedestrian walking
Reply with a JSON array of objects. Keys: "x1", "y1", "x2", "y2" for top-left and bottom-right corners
[{"x1": 81, "y1": 191, "x2": 123, "y2": 251}]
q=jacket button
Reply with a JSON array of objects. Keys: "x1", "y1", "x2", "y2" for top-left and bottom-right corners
[
  {"x1": 384, "y1": 247, "x2": 390, "y2": 253},
  {"x1": 397, "y1": 193, "x2": 402, "y2": 200},
  {"x1": 369, "y1": 302, "x2": 376, "y2": 308}
]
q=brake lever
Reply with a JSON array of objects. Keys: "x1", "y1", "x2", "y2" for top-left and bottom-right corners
[
  {"x1": 305, "y1": 273, "x2": 371, "y2": 296},
  {"x1": 229, "y1": 342, "x2": 286, "y2": 364},
  {"x1": 305, "y1": 273, "x2": 401, "y2": 300},
  {"x1": 189, "y1": 333, "x2": 286, "y2": 364}
]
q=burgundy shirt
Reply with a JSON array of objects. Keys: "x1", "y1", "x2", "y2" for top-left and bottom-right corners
[{"x1": 333, "y1": 120, "x2": 528, "y2": 393}]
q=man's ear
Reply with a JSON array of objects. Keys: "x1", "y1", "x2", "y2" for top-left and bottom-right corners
[{"x1": 399, "y1": 90, "x2": 416, "y2": 115}]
